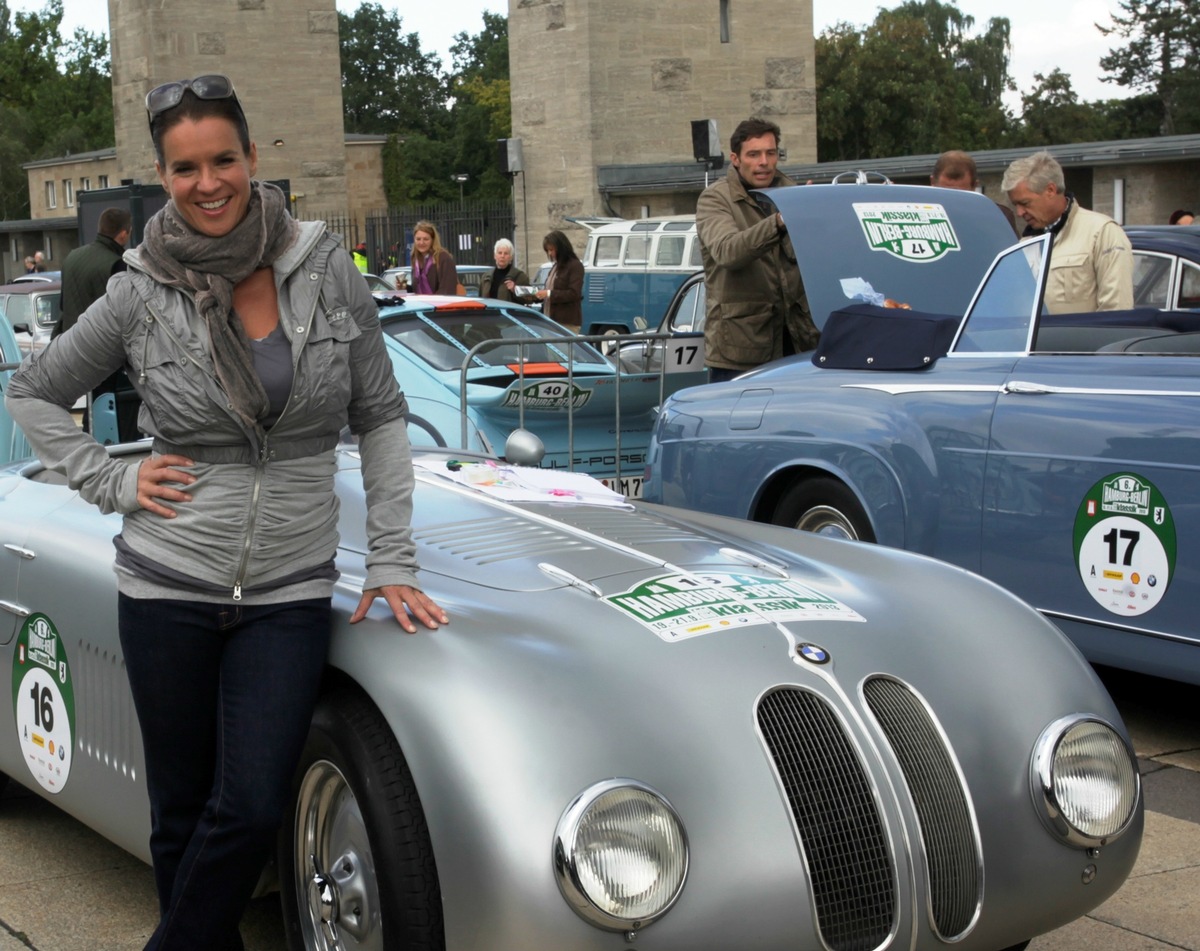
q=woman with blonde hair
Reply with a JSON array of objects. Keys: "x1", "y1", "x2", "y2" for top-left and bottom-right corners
[{"x1": 399, "y1": 220, "x2": 458, "y2": 294}]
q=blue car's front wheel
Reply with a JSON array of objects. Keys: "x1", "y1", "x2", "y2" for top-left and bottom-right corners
[{"x1": 770, "y1": 477, "x2": 876, "y2": 543}]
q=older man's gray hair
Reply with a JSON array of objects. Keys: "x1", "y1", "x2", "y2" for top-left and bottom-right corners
[
  {"x1": 1002, "y1": 151, "x2": 1065, "y2": 194},
  {"x1": 493, "y1": 237, "x2": 515, "y2": 254}
]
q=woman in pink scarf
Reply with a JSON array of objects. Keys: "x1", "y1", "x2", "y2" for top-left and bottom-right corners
[{"x1": 399, "y1": 220, "x2": 458, "y2": 294}]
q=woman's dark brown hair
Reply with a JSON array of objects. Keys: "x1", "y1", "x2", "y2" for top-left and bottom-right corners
[{"x1": 150, "y1": 90, "x2": 251, "y2": 166}]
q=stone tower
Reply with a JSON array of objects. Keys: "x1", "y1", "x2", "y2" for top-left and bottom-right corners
[
  {"x1": 107, "y1": 0, "x2": 349, "y2": 218},
  {"x1": 509, "y1": 0, "x2": 816, "y2": 255}
]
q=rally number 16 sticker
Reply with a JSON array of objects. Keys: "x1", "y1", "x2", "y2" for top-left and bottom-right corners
[
  {"x1": 1074, "y1": 473, "x2": 1175, "y2": 617},
  {"x1": 11, "y1": 614, "x2": 75, "y2": 794}
]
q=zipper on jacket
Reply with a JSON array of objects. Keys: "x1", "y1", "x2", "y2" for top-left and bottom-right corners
[{"x1": 232, "y1": 439, "x2": 269, "y2": 601}]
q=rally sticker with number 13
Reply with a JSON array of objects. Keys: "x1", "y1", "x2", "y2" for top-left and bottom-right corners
[{"x1": 1074, "y1": 473, "x2": 1176, "y2": 617}]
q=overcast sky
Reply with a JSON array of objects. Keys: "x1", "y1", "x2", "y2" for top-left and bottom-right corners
[{"x1": 17, "y1": 0, "x2": 1134, "y2": 109}]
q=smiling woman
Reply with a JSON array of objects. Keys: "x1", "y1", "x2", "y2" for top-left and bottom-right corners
[{"x1": 4, "y1": 73, "x2": 447, "y2": 951}]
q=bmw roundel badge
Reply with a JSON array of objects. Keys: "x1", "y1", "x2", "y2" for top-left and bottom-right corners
[{"x1": 798, "y1": 643, "x2": 830, "y2": 665}]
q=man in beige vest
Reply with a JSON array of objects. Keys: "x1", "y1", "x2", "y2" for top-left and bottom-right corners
[{"x1": 1003, "y1": 151, "x2": 1132, "y2": 313}]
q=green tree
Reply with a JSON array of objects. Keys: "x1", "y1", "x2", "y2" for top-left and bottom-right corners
[
  {"x1": 338, "y1": 3, "x2": 450, "y2": 137},
  {"x1": 1098, "y1": 0, "x2": 1200, "y2": 135},
  {"x1": 815, "y1": 1, "x2": 1013, "y2": 161},
  {"x1": 0, "y1": 0, "x2": 113, "y2": 219},
  {"x1": 1097, "y1": 93, "x2": 1164, "y2": 139},
  {"x1": 38, "y1": 28, "x2": 113, "y2": 157},
  {"x1": 0, "y1": 0, "x2": 63, "y2": 109},
  {"x1": 1013, "y1": 69, "x2": 1114, "y2": 146},
  {"x1": 383, "y1": 133, "x2": 458, "y2": 205},
  {"x1": 447, "y1": 11, "x2": 512, "y2": 201}
]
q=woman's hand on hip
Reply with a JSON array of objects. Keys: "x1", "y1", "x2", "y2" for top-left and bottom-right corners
[
  {"x1": 351, "y1": 585, "x2": 449, "y2": 633},
  {"x1": 137, "y1": 454, "x2": 195, "y2": 518}
]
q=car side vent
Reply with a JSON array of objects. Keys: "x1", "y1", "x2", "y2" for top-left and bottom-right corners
[
  {"x1": 757, "y1": 688, "x2": 895, "y2": 951},
  {"x1": 863, "y1": 676, "x2": 981, "y2": 940},
  {"x1": 415, "y1": 516, "x2": 598, "y2": 566},
  {"x1": 76, "y1": 639, "x2": 140, "y2": 782}
]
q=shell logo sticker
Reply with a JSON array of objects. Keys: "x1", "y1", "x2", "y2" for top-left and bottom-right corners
[
  {"x1": 1073, "y1": 473, "x2": 1176, "y2": 617},
  {"x1": 854, "y1": 202, "x2": 961, "y2": 262},
  {"x1": 11, "y1": 614, "x2": 75, "y2": 794}
]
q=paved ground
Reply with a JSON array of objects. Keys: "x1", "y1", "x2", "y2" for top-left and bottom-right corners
[{"x1": 0, "y1": 665, "x2": 1195, "y2": 950}]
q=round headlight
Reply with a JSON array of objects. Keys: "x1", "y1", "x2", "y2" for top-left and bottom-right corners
[
  {"x1": 1032, "y1": 715, "x2": 1140, "y2": 847},
  {"x1": 553, "y1": 779, "x2": 688, "y2": 931}
]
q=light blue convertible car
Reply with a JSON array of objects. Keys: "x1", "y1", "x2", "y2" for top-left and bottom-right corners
[
  {"x1": 647, "y1": 182, "x2": 1200, "y2": 685},
  {"x1": 374, "y1": 293, "x2": 661, "y2": 498}
]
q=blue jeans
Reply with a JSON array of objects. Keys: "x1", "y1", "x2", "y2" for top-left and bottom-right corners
[{"x1": 118, "y1": 595, "x2": 332, "y2": 951}]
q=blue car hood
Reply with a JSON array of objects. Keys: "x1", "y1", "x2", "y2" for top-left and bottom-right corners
[{"x1": 765, "y1": 182, "x2": 1019, "y2": 328}]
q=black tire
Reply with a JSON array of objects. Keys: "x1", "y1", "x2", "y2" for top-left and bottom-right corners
[
  {"x1": 770, "y1": 476, "x2": 876, "y2": 542},
  {"x1": 279, "y1": 689, "x2": 443, "y2": 951},
  {"x1": 592, "y1": 325, "x2": 624, "y2": 355}
]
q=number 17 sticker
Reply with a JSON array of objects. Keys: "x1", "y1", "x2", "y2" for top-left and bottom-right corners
[{"x1": 1074, "y1": 474, "x2": 1176, "y2": 617}]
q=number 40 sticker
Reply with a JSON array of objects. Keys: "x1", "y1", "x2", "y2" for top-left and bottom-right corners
[{"x1": 1073, "y1": 473, "x2": 1176, "y2": 617}]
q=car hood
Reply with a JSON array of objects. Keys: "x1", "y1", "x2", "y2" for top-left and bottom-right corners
[{"x1": 767, "y1": 182, "x2": 1018, "y2": 327}]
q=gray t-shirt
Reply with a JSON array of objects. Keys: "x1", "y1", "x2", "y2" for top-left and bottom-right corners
[{"x1": 250, "y1": 323, "x2": 293, "y2": 428}]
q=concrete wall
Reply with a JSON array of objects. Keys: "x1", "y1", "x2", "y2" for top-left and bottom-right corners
[
  {"x1": 509, "y1": 0, "x2": 816, "y2": 256},
  {"x1": 107, "y1": 0, "x2": 348, "y2": 218},
  {"x1": 343, "y1": 140, "x2": 388, "y2": 222}
]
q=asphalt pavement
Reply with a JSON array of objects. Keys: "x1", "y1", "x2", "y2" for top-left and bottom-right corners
[{"x1": 0, "y1": 666, "x2": 1196, "y2": 951}]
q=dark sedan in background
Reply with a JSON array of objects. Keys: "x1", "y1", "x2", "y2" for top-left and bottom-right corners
[{"x1": 1128, "y1": 224, "x2": 1200, "y2": 311}]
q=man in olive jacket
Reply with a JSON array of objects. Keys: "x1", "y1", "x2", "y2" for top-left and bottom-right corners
[
  {"x1": 55, "y1": 207, "x2": 132, "y2": 337},
  {"x1": 696, "y1": 117, "x2": 817, "y2": 382},
  {"x1": 53, "y1": 206, "x2": 133, "y2": 438}
]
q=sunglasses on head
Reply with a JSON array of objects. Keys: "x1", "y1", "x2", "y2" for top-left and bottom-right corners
[{"x1": 145, "y1": 74, "x2": 242, "y2": 126}]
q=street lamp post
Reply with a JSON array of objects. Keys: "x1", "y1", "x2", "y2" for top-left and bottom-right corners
[{"x1": 452, "y1": 173, "x2": 469, "y2": 205}]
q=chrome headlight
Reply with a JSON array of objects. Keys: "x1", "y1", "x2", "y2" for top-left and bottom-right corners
[
  {"x1": 553, "y1": 779, "x2": 688, "y2": 931},
  {"x1": 1032, "y1": 715, "x2": 1140, "y2": 847}
]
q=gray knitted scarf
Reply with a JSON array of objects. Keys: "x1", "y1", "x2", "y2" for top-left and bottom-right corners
[{"x1": 138, "y1": 181, "x2": 299, "y2": 435}]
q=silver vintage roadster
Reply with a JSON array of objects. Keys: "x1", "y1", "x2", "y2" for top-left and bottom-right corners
[{"x1": 0, "y1": 317, "x2": 1141, "y2": 951}]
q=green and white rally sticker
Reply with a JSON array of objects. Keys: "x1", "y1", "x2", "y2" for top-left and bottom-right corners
[
  {"x1": 12, "y1": 614, "x2": 75, "y2": 793},
  {"x1": 501, "y1": 379, "x2": 592, "y2": 411},
  {"x1": 853, "y1": 202, "x2": 961, "y2": 262},
  {"x1": 1073, "y1": 473, "x2": 1176, "y2": 617},
  {"x1": 605, "y1": 572, "x2": 864, "y2": 642}
]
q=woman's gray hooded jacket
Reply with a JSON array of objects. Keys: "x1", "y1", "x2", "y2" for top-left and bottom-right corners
[{"x1": 5, "y1": 221, "x2": 420, "y2": 601}]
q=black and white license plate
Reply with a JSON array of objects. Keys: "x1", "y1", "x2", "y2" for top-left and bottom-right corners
[{"x1": 602, "y1": 476, "x2": 644, "y2": 499}]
